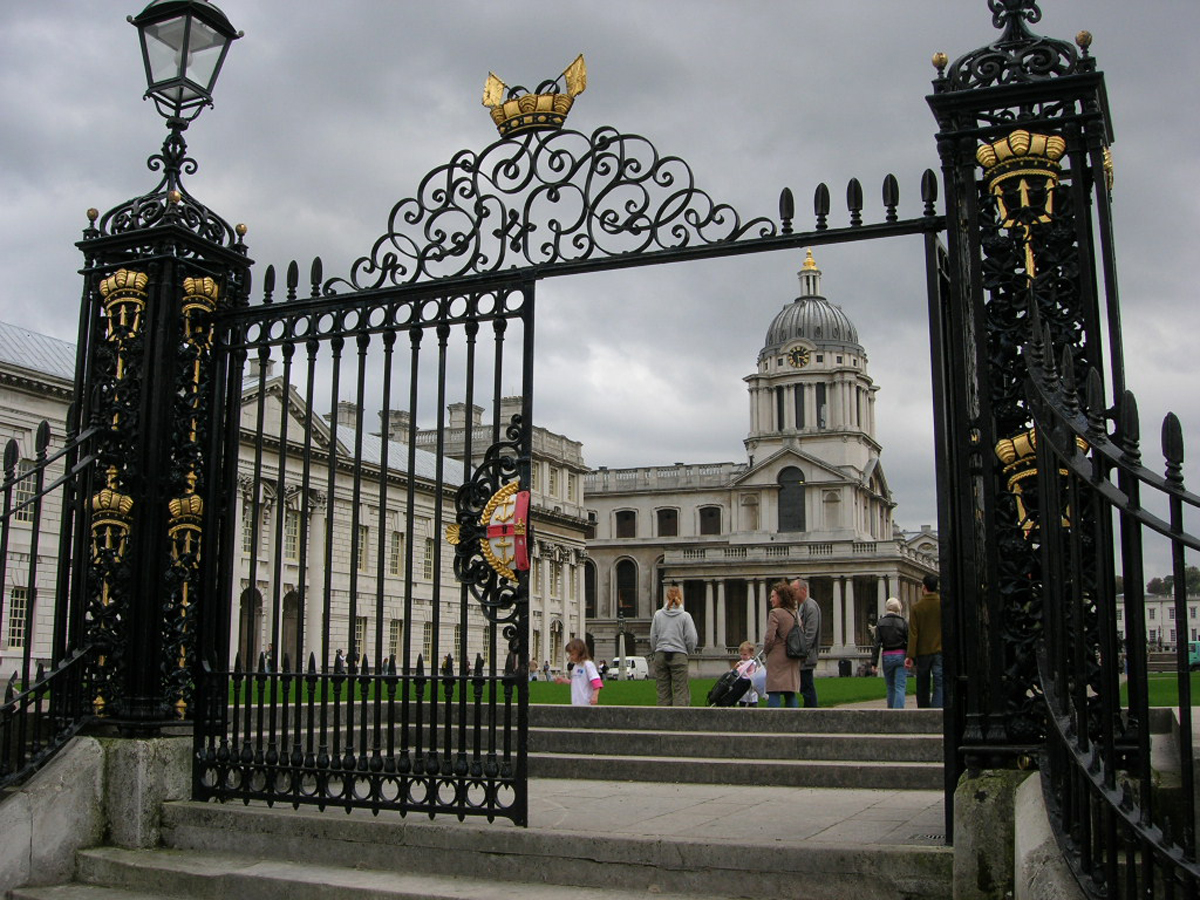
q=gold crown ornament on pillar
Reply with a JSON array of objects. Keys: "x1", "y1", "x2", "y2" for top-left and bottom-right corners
[
  {"x1": 483, "y1": 55, "x2": 587, "y2": 137},
  {"x1": 976, "y1": 129, "x2": 1067, "y2": 279}
]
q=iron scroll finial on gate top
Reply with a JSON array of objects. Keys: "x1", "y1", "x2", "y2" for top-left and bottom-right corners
[
  {"x1": 937, "y1": 0, "x2": 1087, "y2": 93},
  {"x1": 483, "y1": 55, "x2": 587, "y2": 137}
]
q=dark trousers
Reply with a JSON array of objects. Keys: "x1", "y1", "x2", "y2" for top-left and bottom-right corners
[
  {"x1": 915, "y1": 653, "x2": 944, "y2": 708},
  {"x1": 800, "y1": 668, "x2": 818, "y2": 708}
]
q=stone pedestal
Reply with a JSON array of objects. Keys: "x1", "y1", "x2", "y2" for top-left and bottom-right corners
[
  {"x1": 102, "y1": 736, "x2": 192, "y2": 849},
  {"x1": 953, "y1": 768, "x2": 1031, "y2": 900}
]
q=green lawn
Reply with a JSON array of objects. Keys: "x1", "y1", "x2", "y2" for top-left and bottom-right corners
[
  {"x1": 530, "y1": 675, "x2": 895, "y2": 707},
  {"x1": 1122, "y1": 672, "x2": 1200, "y2": 708}
]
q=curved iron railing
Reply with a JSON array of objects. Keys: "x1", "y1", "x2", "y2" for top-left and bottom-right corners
[
  {"x1": 1024, "y1": 311, "x2": 1200, "y2": 898},
  {"x1": 0, "y1": 420, "x2": 99, "y2": 790}
]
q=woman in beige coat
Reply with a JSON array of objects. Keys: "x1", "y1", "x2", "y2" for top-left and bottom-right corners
[{"x1": 762, "y1": 581, "x2": 802, "y2": 708}]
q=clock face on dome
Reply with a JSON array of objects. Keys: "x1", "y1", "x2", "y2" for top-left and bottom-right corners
[{"x1": 787, "y1": 346, "x2": 811, "y2": 368}]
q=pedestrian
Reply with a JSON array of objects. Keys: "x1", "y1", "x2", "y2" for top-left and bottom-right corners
[
  {"x1": 906, "y1": 574, "x2": 943, "y2": 708},
  {"x1": 334, "y1": 648, "x2": 346, "y2": 672},
  {"x1": 733, "y1": 640, "x2": 763, "y2": 707},
  {"x1": 871, "y1": 597, "x2": 910, "y2": 709},
  {"x1": 564, "y1": 638, "x2": 604, "y2": 706},
  {"x1": 792, "y1": 578, "x2": 822, "y2": 707},
  {"x1": 542, "y1": 659, "x2": 550, "y2": 681},
  {"x1": 649, "y1": 584, "x2": 698, "y2": 706},
  {"x1": 763, "y1": 581, "x2": 801, "y2": 708}
]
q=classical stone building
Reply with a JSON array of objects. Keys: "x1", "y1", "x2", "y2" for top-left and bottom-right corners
[
  {"x1": 584, "y1": 252, "x2": 939, "y2": 675},
  {"x1": 0, "y1": 322, "x2": 75, "y2": 677}
]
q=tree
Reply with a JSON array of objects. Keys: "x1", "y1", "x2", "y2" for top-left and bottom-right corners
[
  {"x1": 1155, "y1": 566, "x2": 1200, "y2": 596},
  {"x1": 1148, "y1": 577, "x2": 1166, "y2": 596}
]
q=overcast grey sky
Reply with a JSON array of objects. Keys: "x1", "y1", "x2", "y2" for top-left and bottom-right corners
[{"x1": 1, "y1": 1, "x2": 1197, "y2": 546}]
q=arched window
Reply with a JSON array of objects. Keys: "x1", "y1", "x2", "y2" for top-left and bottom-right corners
[
  {"x1": 699, "y1": 506, "x2": 722, "y2": 535},
  {"x1": 615, "y1": 509, "x2": 637, "y2": 538},
  {"x1": 615, "y1": 559, "x2": 638, "y2": 618},
  {"x1": 584, "y1": 560, "x2": 597, "y2": 618},
  {"x1": 778, "y1": 467, "x2": 806, "y2": 532}
]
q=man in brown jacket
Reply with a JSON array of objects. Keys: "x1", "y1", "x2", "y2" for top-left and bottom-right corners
[{"x1": 906, "y1": 574, "x2": 943, "y2": 708}]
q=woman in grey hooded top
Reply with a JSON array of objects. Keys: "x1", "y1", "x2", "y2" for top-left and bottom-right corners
[{"x1": 649, "y1": 584, "x2": 699, "y2": 706}]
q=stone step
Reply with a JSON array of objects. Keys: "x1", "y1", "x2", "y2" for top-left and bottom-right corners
[
  {"x1": 156, "y1": 797, "x2": 953, "y2": 900},
  {"x1": 529, "y1": 751, "x2": 943, "y2": 789},
  {"x1": 66, "y1": 846, "x2": 728, "y2": 900},
  {"x1": 530, "y1": 727, "x2": 943, "y2": 763},
  {"x1": 530, "y1": 705, "x2": 944, "y2": 736}
]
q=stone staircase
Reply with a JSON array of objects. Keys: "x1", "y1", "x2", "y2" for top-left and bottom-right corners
[
  {"x1": 528, "y1": 705, "x2": 945, "y2": 789},
  {"x1": 10, "y1": 706, "x2": 952, "y2": 900}
]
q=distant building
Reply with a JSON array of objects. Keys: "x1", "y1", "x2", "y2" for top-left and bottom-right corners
[{"x1": 583, "y1": 253, "x2": 939, "y2": 675}]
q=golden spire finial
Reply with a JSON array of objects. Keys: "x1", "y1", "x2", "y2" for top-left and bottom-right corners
[{"x1": 802, "y1": 248, "x2": 818, "y2": 270}]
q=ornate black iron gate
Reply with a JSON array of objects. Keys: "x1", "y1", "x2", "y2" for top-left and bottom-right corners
[{"x1": 185, "y1": 119, "x2": 943, "y2": 824}]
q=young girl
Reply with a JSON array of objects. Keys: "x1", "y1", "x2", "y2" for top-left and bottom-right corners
[
  {"x1": 733, "y1": 640, "x2": 763, "y2": 707},
  {"x1": 565, "y1": 638, "x2": 603, "y2": 706}
]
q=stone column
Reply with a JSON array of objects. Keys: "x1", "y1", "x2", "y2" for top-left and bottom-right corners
[
  {"x1": 877, "y1": 575, "x2": 888, "y2": 621},
  {"x1": 716, "y1": 580, "x2": 727, "y2": 650},
  {"x1": 304, "y1": 496, "x2": 327, "y2": 667},
  {"x1": 844, "y1": 578, "x2": 856, "y2": 648},
  {"x1": 832, "y1": 578, "x2": 843, "y2": 647},
  {"x1": 704, "y1": 580, "x2": 715, "y2": 649},
  {"x1": 745, "y1": 582, "x2": 757, "y2": 648}
]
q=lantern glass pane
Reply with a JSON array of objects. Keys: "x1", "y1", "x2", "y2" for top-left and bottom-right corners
[
  {"x1": 144, "y1": 18, "x2": 188, "y2": 86},
  {"x1": 184, "y1": 19, "x2": 224, "y2": 92}
]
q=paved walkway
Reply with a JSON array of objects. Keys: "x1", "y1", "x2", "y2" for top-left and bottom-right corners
[{"x1": 525, "y1": 778, "x2": 947, "y2": 846}]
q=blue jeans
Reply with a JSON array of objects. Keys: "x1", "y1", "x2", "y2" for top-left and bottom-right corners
[
  {"x1": 767, "y1": 691, "x2": 799, "y2": 708},
  {"x1": 882, "y1": 653, "x2": 907, "y2": 709},
  {"x1": 915, "y1": 653, "x2": 943, "y2": 708},
  {"x1": 800, "y1": 668, "x2": 818, "y2": 708}
]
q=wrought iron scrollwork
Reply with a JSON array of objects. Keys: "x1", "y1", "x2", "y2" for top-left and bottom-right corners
[
  {"x1": 95, "y1": 127, "x2": 242, "y2": 249},
  {"x1": 326, "y1": 126, "x2": 777, "y2": 292},
  {"x1": 942, "y1": 1, "x2": 1083, "y2": 93},
  {"x1": 447, "y1": 415, "x2": 527, "y2": 633}
]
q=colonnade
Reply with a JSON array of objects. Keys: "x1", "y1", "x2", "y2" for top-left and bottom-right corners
[{"x1": 678, "y1": 571, "x2": 923, "y2": 654}]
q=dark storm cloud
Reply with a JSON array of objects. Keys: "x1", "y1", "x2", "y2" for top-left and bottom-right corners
[{"x1": 1, "y1": 1, "x2": 1197, "y2": 541}]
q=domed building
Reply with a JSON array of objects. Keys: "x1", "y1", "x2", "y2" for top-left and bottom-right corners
[{"x1": 583, "y1": 251, "x2": 938, "y2": 675}]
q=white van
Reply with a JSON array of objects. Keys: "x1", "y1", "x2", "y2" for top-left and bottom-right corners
[{"x1": 607, "y1": 657, "x2": 650, "y2": 680}]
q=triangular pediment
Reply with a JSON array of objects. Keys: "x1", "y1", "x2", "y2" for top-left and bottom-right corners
[{"x1": 733, "y1": 445, "x2": 855, "y2": 487}]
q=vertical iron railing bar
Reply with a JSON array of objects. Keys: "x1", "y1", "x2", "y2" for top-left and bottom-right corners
[
  {"x1": 401, "y1": 327, "x2": 424, "y2": 768},
  {"x1": 0, "y1": 444, "x2": 16, "y2": 690},
  {"x1": 457, "y1": 317, "x2": 479, "y2": 771},
  {"x1": 1169, "y1": 483, "x2": 1196, "y2": 857},
  {"x1": 1067, "y1": 469, "x2": 1097, "y2": 878},
  {"x1": 51, "y1": 412, "x2": 79, "y2": 667},
  {"x1": 347, "y1": 331, "x2": 371, "y2": 668},
  {"x1": 922, "y1": 230, "x2": 958, "y2": 842},
  {"x1": 270, "y1": 341, "x2": 296, "y2": 673},
  {"x1": 371, "y1": 329, "x2": 397, "y2": 772},
  {"x1": 1061, "y1": 123, "x2": 1105, "y2": 395},
  {"x1": 430, "y1": 321, "x2": 451, "y2": 772},
  {"x1": 316, "y1": 653, "x2": 331, "y2": 811},
  {"x1": 20, "y1": 425, "x2": 50, "y2": 691},
  {"x1": 303, "y1": 653, "x2": 317, "y2": 802},
  {"x1": 356, "y1": 657, "x2": 370, "y2": 799},
  {"x1": 514, "y1": 283, "x2": 534, "y2": 826},
  {"x1": 296, "y1": 338, "x2": 320, "y2": 766},
  {"x1": 321, "y1": 336, "x2": 344, "y2": 672},
  {"x1": 247, "y1": 346, "x2": 272, "y2": 664},
  {"x1": 487, "y1": 315, "x2": 506, "y2": 771},
  {"x1": 278, "y1": 654, "x2": 290, "y2": 803},
  {"x1": 1086, "y1": 142, "x2": 1125, "y2": 407}
]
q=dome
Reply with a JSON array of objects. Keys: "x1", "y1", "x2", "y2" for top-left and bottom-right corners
[{"x1": 761, "y1": 250, "x2": 860, "y2": 357}]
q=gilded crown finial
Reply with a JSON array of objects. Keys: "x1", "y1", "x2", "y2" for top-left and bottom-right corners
[
  {"x1": 483, "y1": 55, "x2": 587, "y2": 137},
  {"x1": 802, "y1": 248, "x2": 818, "y2": 271}
]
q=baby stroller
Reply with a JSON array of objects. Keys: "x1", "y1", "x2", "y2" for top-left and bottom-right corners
[{"x1": 707, "y1": 654, "x2": 763, "y2": 707}]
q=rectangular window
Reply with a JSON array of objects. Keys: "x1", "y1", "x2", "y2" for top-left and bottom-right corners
[
  {"x1": 569, "y1": 564, "x2": 576, "y2": 600},
  {"x1": 657, "y1": 508, "x2": 678, "y2": 537},
  {"x1": 551, "y1": 562, "x2": 562, "y2": 598},
  {"x1": 453, "y1": 623, "x2": 463, "y2": 663},
  {"x1": 7, "y1": 587, "x2": 28, "y2": 648},
  {"x1": 389, "y1": 531, "x2": 404, "y2": 576},
  {"x1": 1149, "y1": 608, "x2": 1156, "y2": 621},
  {"x1": 530, "y1": 463, "x2": 539, "y2": 492},
  {"x1": 13, "y1": 460, "x2": 35, "y2": 523},
  {"x1": 357, "y1": 525, "x2": 369, "y2": 572},
  {"x1": 615, "y1": 510, "x2": 637, "y2": 538},
  {"x1": 422, "y1": 621, "x2": 434, "y2": 664},
  {"x1": 242, "y1": 503, "x2": 255, "y2": 553},
  {"x1": 354, "y1": 616, "x2": 367, "y2": 657},
  {"x1": 423, "y1": 537, "x2": 436, "y2": 580},
  {"x1": 388, "y1": 618, "x2": 403, "y2": 662},
  {"x1": 1170, "y1": 607, "x2": 1176, "y2": 620},
  {"x1": 284, "y1": 509, "x2": 301, "y2": 560},
  {"x1": 794, "y1": 386, "x2": 805, "y2": 429},
  {"x1": 816, "y1": 384, "x2": 827, "y2": 429},
  {"x1": 548, "y1": 466, "x2": 560, "y2": 497},
  {"x1": 567, "y1": 472, "x2": 578, "y2": 503}
]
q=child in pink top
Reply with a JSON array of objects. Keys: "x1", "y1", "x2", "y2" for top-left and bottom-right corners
[{"x1": 565, "y1": 638, "x2": 603, "y2": 706}]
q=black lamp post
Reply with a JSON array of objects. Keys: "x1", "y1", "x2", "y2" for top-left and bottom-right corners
[
  {"x1": 76, "y1": 2, "x2": 250, "y2": 732},
  {"x1": 129, "y1": 0, "x2": 242, "y2": 125}
]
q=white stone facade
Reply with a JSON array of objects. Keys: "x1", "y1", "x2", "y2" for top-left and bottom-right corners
[{"x1": 583, "y1": 253, "x2": 940, "y2": 675}]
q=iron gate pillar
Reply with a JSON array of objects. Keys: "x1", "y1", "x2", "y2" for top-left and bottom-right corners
[
  {"x1": 76, "y1": 118, "x2": 251, "y2": 733},
  {"x1": 926, "y1": 1, "x2": 1117, "y2": 774}
]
